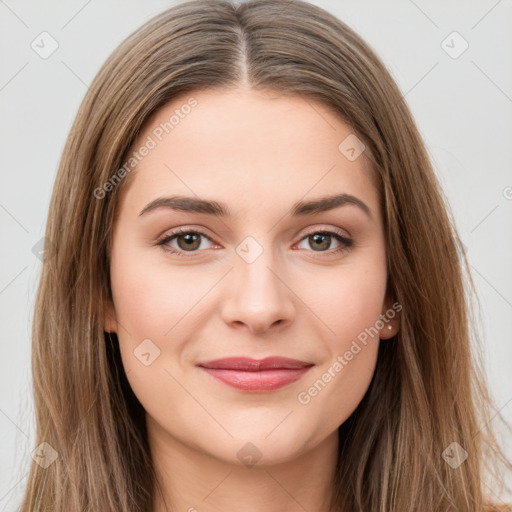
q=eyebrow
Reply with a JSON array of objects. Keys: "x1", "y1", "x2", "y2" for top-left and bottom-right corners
[{"x1": 138, "y1": 193, "x2": 372, "y2": 219}]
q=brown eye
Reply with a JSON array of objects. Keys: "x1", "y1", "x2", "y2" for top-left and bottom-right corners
[
  {"x1": 176, "y1": 232, "x2": 202, "y2": 251},
  {"x1": 297, "y1": 231, "x2": 348, "y2": 252},
  {"x1": 157, "y1": 229, "x2": 215, "y2": 255},
  {"x1": 307, "y1": 233, "x2": 331, "y2": 251},
  {"x1": 295, "y1": 229, "x2": 353, "y2": 257}
]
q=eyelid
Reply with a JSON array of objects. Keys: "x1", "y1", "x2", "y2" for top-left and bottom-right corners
[{"x1": 298, "y1": 225, "x2": 351, "y2": 241}]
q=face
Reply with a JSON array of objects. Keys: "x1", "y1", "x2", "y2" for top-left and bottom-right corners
[{"x1": 104, "y1": 87, "x2": 398, "y2": 467}]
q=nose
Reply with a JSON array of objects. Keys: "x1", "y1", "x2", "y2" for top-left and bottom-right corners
[{"x1": 220, "y1": 248, "x2": 296, "y2": 335}]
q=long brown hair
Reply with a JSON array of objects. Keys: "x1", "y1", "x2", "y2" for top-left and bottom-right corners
[{"x1": 20, "y1": 0, "x2": 512, "y2": 510}]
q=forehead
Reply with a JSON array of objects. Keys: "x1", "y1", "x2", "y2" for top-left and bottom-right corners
[{"x1": 117, "y1": 87, "x2": 380, "y2": 220}]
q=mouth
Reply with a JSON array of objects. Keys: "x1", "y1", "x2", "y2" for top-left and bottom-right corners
[{"x1": 196, "y1": 356, "x2": 314, "y2": 392}]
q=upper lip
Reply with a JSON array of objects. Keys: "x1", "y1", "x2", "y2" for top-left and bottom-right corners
[{"x1": 197, "y1": 357, "x2": 313, "y2": 371}]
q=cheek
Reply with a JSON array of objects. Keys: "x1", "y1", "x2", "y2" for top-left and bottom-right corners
[
  {"x1": 109, "y1": 242, "x2": 225, "y2": 402},
  {"x1": 304, "y1": 270, "x2": 384, "y2": 382},
  {"x1": 109, "y1": 244, "x2": 208, "y2": 340},
  {"x1": 294, "y1": 255, "x2": 387, "y2": 347},
  {"x1": 292, "y1": 254, "x2": 386, "y2": 424},
  {"x1": 109, "y1": 246, "x2": 198, "y2": 414}
]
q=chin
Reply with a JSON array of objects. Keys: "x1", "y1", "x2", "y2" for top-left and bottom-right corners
[{"x1": 212, "y1": 430, "x2": 313, "y2": 468}]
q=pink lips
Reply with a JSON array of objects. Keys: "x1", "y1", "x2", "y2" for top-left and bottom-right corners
[{"x1": 197, "y1": 356, "x2": 314, "y2": 392}]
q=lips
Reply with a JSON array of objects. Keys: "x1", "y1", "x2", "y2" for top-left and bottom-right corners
[
  {"x1": 197, "y1": 356, "x2": 312, "y2": 371},
  {"x1": 197, "y1": 357, "x2": 314, "y2": 391}
]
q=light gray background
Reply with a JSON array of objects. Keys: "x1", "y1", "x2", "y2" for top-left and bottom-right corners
[{"x1": 1, "y1": 0, "x2": 511, "y2": 509}]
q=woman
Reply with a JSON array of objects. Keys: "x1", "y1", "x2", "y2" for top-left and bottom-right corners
[{"x1": 20, "y1": 0, "x2": 512, "y2": 510}]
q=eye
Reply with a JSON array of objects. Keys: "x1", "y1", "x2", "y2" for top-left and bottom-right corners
[
  {"x1": 295, "y1": 230, "x2": 353, "y2": 256},
  {"x1": 156, "y1": 228, "x2": 216, "y2": 257}
]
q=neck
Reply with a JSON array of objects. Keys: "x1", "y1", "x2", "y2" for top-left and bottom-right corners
[{"x1": 147, "y1": 413, "x2": 339, "y2": 512}]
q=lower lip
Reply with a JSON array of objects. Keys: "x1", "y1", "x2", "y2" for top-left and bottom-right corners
[{"x1": 199, "y1": 367, "x2": 313, "y2": 391}]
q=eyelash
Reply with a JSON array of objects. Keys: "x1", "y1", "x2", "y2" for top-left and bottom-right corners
[{"x1": 156, "y1": 227, "x2": 353, "y2": 259}]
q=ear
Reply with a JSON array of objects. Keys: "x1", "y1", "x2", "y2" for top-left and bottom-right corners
[
  {"x1": 379, "y1": 287, "x2": 401, "y2": 340},
  {"x1": 103, "y1": 300, "x2": 117, "y2": 333}
]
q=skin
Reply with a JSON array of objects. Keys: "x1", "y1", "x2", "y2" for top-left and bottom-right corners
[{"x1": 104, "y1": 87, "x2": 400, "y2": 512}]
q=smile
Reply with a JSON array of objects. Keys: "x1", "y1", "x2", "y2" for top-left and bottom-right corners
[{"x1": 197, "y1": 356, "x2": 314, "y2": 392}]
